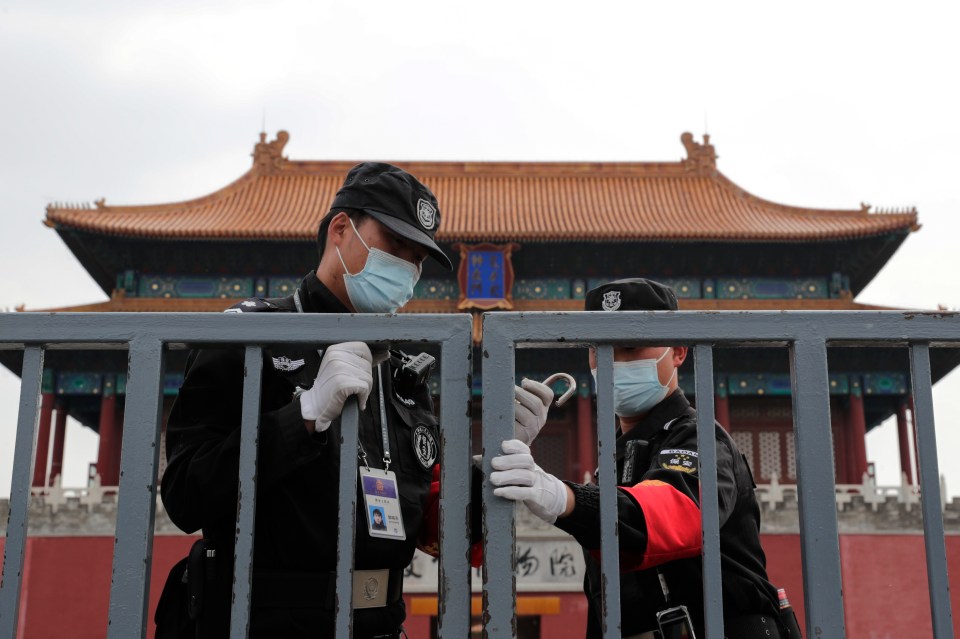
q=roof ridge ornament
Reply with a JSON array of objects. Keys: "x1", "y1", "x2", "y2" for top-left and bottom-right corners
[
  {"x1": 680, "y1": 132, "x2": 718, "y2": 175},
  {"x1": 252, "y1": 130, "x2": 290, "y2": 173}
]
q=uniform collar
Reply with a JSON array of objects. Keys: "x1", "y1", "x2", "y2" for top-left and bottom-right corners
[
  {"x1": 615, "y1": 389, "x2": 691, "y2": 460},
  {"x1": 297, "y1": 271, "x2": 351, "y2": 314}
]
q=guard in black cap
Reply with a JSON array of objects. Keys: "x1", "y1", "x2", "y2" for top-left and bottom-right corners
[
  {"x1": 491, "y1": 279, "x2": 800, "y2": 638},
  {"x1": 583, "y1": 277, "x2": 679, "y2": 313},
  {"x1": 313, "y1": 162, "x2": 452, "y2": 314},
  {"x1": 318, "y1": 161, "x2": 452, "y2": 270},
  {"x1": 158, "y1": 159, "x2": 484, "y2": 639}
]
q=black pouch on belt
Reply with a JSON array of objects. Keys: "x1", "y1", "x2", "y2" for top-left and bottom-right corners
[
  {"x1": 779, "y1": 607, "x2": 803, "y2": 638},
  {"x1": 186, "y1": 539, "x2": 215, "y2": 621},
  {"x1": 724, "y1": 613, "x2": 783, "y2": 639}
]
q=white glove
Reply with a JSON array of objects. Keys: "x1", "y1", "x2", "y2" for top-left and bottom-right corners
[
  {"x1": 299, "y1": 342, "x2": 374, "y2": 431},
  {"x1": 490, "y1": 439, "x2": 568, "y2": 524},
  {"x1": 514, "y1": 378, "x2": 554, "y2": 446}
]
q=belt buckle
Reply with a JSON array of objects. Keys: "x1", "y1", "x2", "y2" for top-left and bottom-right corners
[{"x1": 353, "y1": 569, "x2": 390, "y2": 609}]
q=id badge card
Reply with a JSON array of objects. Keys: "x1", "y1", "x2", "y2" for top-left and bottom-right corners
[{"x1": 359, "y1": 467, "x2": 406, "y2": 540}]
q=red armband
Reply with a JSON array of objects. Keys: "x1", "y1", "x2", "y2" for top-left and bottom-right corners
[{"x1": 620, "y1": 479, "x2": 702, "y2": 570}]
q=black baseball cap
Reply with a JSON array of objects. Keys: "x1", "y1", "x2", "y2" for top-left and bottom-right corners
[
  {"x1": 585, "y1": 278, "x2": 679, "y2": 312},
  {"x1": 318, "y1": 162, "x2": 452, "y2": 270}
]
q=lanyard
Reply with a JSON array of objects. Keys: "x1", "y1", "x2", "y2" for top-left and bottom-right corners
[
  {"x1": 376, "y1": 364, "x2": 392, "y2": 471},
  {"x1": 357, "y1": 364, "x2": 392, "y2": 472},
  {"x1": 294, "y1": 287, "x2": 391, "y2": 469},
  {"x1": 293, "y1": 288, "x2": 304, "y2": 313}
]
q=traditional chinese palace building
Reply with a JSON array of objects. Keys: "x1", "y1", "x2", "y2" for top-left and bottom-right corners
[{"x1": 3, "y1": 131, "x2": 959, "y2": 638}]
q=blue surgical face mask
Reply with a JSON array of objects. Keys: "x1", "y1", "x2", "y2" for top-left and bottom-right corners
[
  {"x1": 336, "y1": 218, "x2": 421, "y2": 313},
  {"x1": 591, "y1": 347, "x2": 676, "y2": 417}
]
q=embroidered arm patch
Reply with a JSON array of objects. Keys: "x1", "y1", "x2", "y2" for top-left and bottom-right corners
[{"x1": 658, "y1": 448, "x2": 699, "y2": 475}]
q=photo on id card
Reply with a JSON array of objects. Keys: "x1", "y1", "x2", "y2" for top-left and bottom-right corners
[{"x1": 359, "y1": 467, "x2": 406, "y2": 540}]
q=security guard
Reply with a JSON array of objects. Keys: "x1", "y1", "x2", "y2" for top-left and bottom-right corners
[
  {"x1": 491, "y1": 279, "x2": 802, "y2": 639},
  {"x1": 156, "y1": 163, "x2": 484, "y2": 638}
]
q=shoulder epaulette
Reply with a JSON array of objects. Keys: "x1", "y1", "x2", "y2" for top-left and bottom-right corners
[{"x1": 223, "y1": 296, "x2": 296, "y2": 314}]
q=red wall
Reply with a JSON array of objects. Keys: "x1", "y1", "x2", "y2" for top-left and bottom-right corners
[
  {"x1": 840, "y1": 534, "x2": 960, "y2": 639},
  {"x1": 764, "y1": 534, "x2": 960, "y2": 639},
  {"x1": 0, "y1": 535, "x2": 196, "y2": 639},
  {"x1": 763, "y1": 534, "x2": 806, "y2": 630},
  {"x1": 2, "y1": 534, "x2": 958, "y2": 638}
]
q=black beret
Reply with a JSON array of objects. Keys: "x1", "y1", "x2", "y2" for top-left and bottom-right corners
[
  {"x1": 584, "y1": 278, "x2": 679, "y2": 312},
  {"x1": 318, "y1": 162, "x2": 452, "y2": 270}
]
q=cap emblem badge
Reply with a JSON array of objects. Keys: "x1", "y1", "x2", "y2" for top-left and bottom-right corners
[
  {"x1": 602, "y1": 290, "x2": 622, "y2": 311},
  {"x1": 417, "y1": 198, "x2": 437, "y2": 231}
]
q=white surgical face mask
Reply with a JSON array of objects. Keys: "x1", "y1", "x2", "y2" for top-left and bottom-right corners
[
  {"x1": 336, "y1": 218, "x2": 421, "y2": 313},
  {"x1": 591, "y1": 347, "x2": 676, "y2": 417}
]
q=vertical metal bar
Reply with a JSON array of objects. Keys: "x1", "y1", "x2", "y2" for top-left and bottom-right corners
[
  {"x1": 789, "y1": 338, "x2": 845, "y2": 639},
  {"x1": 694, "y1": 345, "x2": 724, "y2": 638},
  {"x1": 595, "y1": 344, "x2": 622, "y2": 639},
  {"x1": 230, "y1": 346, "x2": 263, "y2": 639},
  {"x1": 437, "y1": 322, "x2": 472, "y2": 638},
  {"x1": 0, "y1": 346, "x2": 44, "y2": 639},
  {"x1": 909, "y1": 344, "x2": 955, "y2": 639},
  {"x1": 481, "y1": 321, "x2": 517, "y2": 638},
  {"x1": 335, "y1": 396, "x2": 361, "y2": 638},
  {"x1": 107, "y1": 337, "x2": 166, "y2": 639}
]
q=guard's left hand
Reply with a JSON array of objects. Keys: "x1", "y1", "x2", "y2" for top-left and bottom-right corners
[{"x1": 491, "y1": 439, "x2": 568, "y2": 524}]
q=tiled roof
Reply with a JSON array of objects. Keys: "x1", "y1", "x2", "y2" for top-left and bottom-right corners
[{"x1": 45, "y1": 132, "x2": 919, "y2": 243}]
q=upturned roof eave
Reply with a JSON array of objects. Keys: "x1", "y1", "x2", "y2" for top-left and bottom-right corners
[
  {"x1": 45, "y1": 219, "x2": 918, "y2": 244},
  {"x1": 41, "y1": 130, "x2": 920, "y2": 253}
]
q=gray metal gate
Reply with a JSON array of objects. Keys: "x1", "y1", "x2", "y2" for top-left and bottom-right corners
[
  {"x1": 1, "y1": 310, "x2": 957, "y2": 638},
  {"x1": 0, "y1": 312, "x2": 473, "y2": 639},
  {"x1": 480, "y1": 310, "x2": 956, "y2": 639}
]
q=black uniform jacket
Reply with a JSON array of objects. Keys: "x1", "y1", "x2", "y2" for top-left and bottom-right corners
[
  {"x1": 159, "y1": 272, "x2": 454, "y2": 637},
  {"x1": 555, "y1": 389, "x2": 781, "y2": 638}
]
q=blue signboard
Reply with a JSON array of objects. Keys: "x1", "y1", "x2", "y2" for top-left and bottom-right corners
[{"x1": 466, "y1": 250, "x2": 506, "y2": 300}]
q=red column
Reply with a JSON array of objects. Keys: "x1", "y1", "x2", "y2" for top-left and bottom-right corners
[
  {"x1": 32, "y1": 393, "x2": 55, "y2": 487},
  {"x1": 97, "y1": 391, "x2": 119, "y2": 486},
  {"x1": 48, "y1": 403, "x2": 68, "y2": 485},
  {"x1": 896, "y1": 400, "x2": 914, "y2": 485},
  {"x1": 715, "y1": 392, "x2": 730, "y2": 428},
  {"x1": 577, "y1": 393, "x2": 595, "y2": 483},
  {"x1": 843, "y1": 416, "x2": 858, "y2": 485},
  {"x1": 847, "y1": 391, "x2": 868, "y2": 484}
]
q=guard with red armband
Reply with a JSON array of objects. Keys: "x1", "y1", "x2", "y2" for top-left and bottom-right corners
[{"x1": 491, "y1": 278, "x2": 803, "y2": 639}]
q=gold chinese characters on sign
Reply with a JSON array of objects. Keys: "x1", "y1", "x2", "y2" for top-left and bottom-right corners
[{"x1": 453, "y1": 243, "x2": 520, "y2": 310}]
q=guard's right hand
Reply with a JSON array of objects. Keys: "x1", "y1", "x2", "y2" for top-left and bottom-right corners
[
  {"x1": 491, "y1": 439, "x2": 569, "y2": 524},
  {"x1": 299, "y1": 342, "x2": 374, "y2": 431},
  {"x1": 514, "y1": 378, "x2": 554, "y2": 445}
]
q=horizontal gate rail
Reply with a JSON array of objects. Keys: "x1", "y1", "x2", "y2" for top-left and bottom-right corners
[
  {"x1": 481, "y1": 310, "x2": 959, "y2": 639},
  {"x1": 0, "y1": 312, "x2": 473, "y2": 639}
]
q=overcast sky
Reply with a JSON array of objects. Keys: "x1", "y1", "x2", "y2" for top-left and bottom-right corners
[{"x1": 2, "y1": 0, "x2": 959, "y2": 499}]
